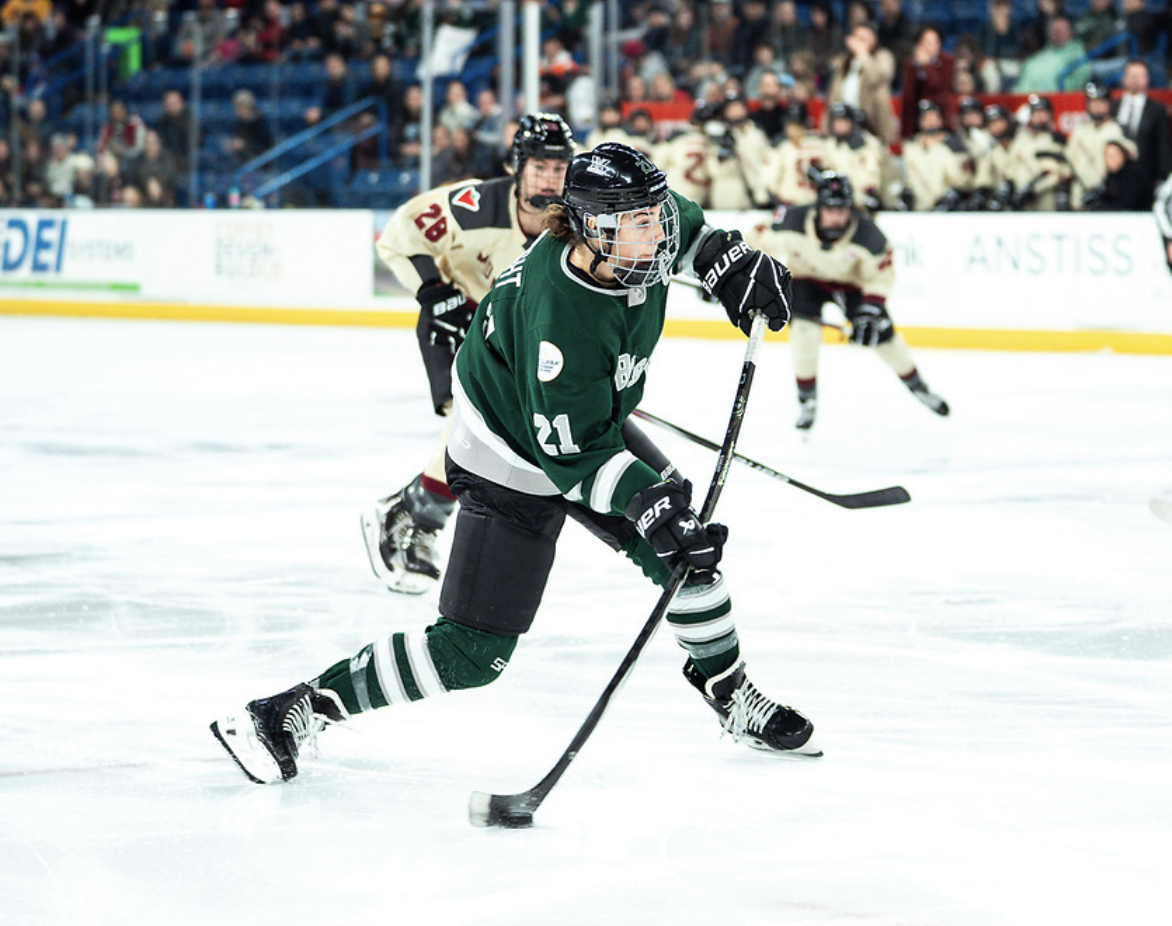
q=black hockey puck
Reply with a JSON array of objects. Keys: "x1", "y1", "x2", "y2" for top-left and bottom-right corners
[{"x1": 494, "y1": 812, "x2": 533, "y2": 829}]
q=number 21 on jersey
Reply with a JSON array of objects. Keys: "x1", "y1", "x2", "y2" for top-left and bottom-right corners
[{"x1": 533, "y1": 413, "x2": 580, "y2": 455}]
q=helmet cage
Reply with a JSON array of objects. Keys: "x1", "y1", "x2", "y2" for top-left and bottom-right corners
[{"x1": 562, "y1": 146, "x2": 681, "y2": 288}]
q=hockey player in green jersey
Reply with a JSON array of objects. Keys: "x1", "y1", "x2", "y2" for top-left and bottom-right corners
[{"x1": 211, "y1": 144, "x2": 821, "y2": 788}]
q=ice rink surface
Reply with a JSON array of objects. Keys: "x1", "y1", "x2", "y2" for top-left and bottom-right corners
[{"x1": 2, "y1": 316, "x2": 1170, "y2": 926}]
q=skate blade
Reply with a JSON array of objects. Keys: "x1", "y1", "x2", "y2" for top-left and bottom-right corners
[
  {"x1": 360, "y1": 511, "x2": 395, "y2": 583},
  {"x1": 210, "y1": 717, "x2": 284, "y2": 784},
  {"x1": 746, "y1": 732, "x2": 823, "y2": 758},
  {"x1": 383, "y1": 569, "x2": 438, "y2": 596}
]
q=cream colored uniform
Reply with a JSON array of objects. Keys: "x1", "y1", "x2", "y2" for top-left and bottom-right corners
[
  {"x1": 655, "y1": 127, "x2": 712, "y2": 207},
  {"x1": 1007, "y1": 128, "x2": 1070, "y2": 211},
  {"x1": 901, "y1": 132, "x2": 972, "y2": 210},
  {"x1": 824, "y1": 128, "x2": 884, "y2": 205},
  {"x1": 706, "y1": 121, "x2": 775, "y2": 209},
  {"x1": 746, "y1": 204, "x2": 917, "y2": 383},
  {"x1": 772, "y1": 132, "x2": 831, "y2": 206},
  {"x1": 1067, "y1": 117, "x2": 1124, "y2": 208},
  {"x1": 376, "y1": 175, "x2": 529, "y2": 479},
  {"x1": 377, "y1": 175, "x2": 526, "y2": 305},
  {"x1": 974, "y1": 139, "x2": 1015, "y2": 193}
]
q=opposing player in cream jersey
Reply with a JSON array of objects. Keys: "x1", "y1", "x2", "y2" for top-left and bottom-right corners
[
  {"x1": 363, "y1": 114, "x2": 574, "y2": 594},
  {"x1": 211, "y1": 143, "x2": 820, "y2": 788},
  {"x1": 747, "y1": 171, "x2": 949, "y2": 430}
]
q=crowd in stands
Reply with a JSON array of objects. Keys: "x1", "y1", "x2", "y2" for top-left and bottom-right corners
[{"x1": 0, "y1": 0, "x2": 1169, "y2": 211}]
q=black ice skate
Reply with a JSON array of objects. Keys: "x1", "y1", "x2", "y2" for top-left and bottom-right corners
[
  {"x1": 360, "y1": 490, "x2": 438, "y2": 595},
  {"x1": 684, "y1": 659, "x2": 822, "y2": 757},
  {"x1": 795, "y1": 396, "x2": 817, "y2": 431},
  {"x1": 907, "y1": 382, "x2": 950, "y2": 417},
  {"x1": 210, "y1": 684, "x2": 348, "y2": 784}
]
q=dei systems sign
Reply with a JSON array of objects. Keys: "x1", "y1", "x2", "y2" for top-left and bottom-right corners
[
  {"x1": 1, "y1": 209, "x2": 372, "y2": 307},
  {"x1": 0, "y1": 211, "x2": 139, "y2": 293},
  {"x1": 1, "y1": 215, "x2": 68, "y2": 273}
]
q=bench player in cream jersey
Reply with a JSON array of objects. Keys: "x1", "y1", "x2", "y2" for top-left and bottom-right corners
[
  {"x1": 364, "y1": 114, "x2": 574, "y2": 593},
  {"x1": 747, "y1": 171, "x2": 949, "y2": 430}
]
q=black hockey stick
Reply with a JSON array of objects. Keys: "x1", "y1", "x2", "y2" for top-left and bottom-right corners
[
  {"x1": 468, "y1": 312, "x2": 769, "y2": 829},
  {"x1": 631, "y1": 408, "x2": 911, "y2": 510}
]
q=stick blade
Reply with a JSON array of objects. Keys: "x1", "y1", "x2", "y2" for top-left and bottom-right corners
[
  {"x1": 820, "y1": 485, "x2": 911, "y2": 509},
  {"x1": 469, "y1": 790, "x2": 536, "y2": 829}
]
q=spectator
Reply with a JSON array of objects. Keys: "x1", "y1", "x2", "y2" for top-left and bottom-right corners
[
  {"x1": 438, "y1": 79, "x2": 478, "y2": 136},
  {"x1": 807, "y1": 1, "x2": 844, "y2": 87},
  {"x1": 742, "y1": 41, "x2": 785, "y2": 101},
  {"x1": 285, "y1": 1, "x2": 324, "y2": 59},
  {"x1": 431, "y1": 125, "x2": 499, "y2": 186},
  {"x1": 471, "y1": 87, "x2": 505, "y2": 156},
  {"x1": 1116, "y1": 59, "x2": 1172, "y2": 195},
  {"x1": 363, "y1": 53, "x2": 404, "y2": 132},
  {"x1": 44, "y1": 133, "x2": 81, "y2": 203},
  {"x1": 827, "y1": 21, "x2": 898, "y2": 145},
  {"x1": 665, "y1": 3, "x2": 704, "y2": 81},
  {"x1": 0, "y1": 0, "x2": 51, "y2": 26},
  {"x1": 319, "y1": 52, "x2": 357, "y2": 119},
  {"x1": 120, "y1": 184, "x2": 144, "y2": 208},
  {"x1": 393, "y1": 84, "x2": 425, "y2": 168},
  {"x1": 91, "y1": 150, "x2": 125, "y2": 207},
  {"x1": 1085, "y1": 137, "x2": 1152, "y2": 210},
  {"x1": 173, "y1": 0, "x2": 231, "y2": 65},
  {"x1": 953, "y1": 32, "x2": 1002, "y2": 93},
  {"x1": 97, "y1": 99, "x2": 147, "y2": 162},
  {"x1": 1014, "y1": 15, "x2": 1091, "y2": 92},
  {"x1": 126, "y1": 130, "x2": 180, "y2": 202},
  {"x1": 1074, "y1": 0, "x2": 1121, "y2": 53},
  {"x1": 749, "y1": 71, "x2": 790, "y2": 144},
  {"x1": 0, "y1": 137, "x2": 15, "y2": 197},
  {"x1": 1121, "y1": 0, "x2": 1163, "y2": 56},
  {"x1": 649, "y1": 70, "x2": 690, "y2": 105},
  {"x1": 227, "y1": 89, "x2": 273, "y2": 164},
  {"x1": 326, "y1": 2, "x2": 369, "y2": 60},
  {"x1": 540, "y1": 33, "x2": 580, "y2": 112},
  {"x1": 19, "y1": 97, "x2": 53, "y2": 152},
  {"x1": 254, "y1": 0, "x2": 287, "y2": 62},
  {"x1": 877, "y1": 0, "x2": 917, "y2": 66},
  {"x1": 980, "y1": 0, "x2": 1024, "y2": 66},
  {"x1": 770, "y1": 0, "x2": 807, "y2": 68},
  {"x1": 156, "y1": 90, "x2": 196, "y2": 173},
  {"x1": 142, "y1": 176, "x2": 175, "y2": 208},
  {"x1": 1020, "y1": 0, "x2": 1065, "y2": 58},
  {"x1": 899, "y1": 25, "x2": 954, "y2": 139},
  {"x1": 704, "y1": 0, "x2": 739, "y2": 65},
  {"x1": 728, "y1": 0, "x2": 771, "y2": 79}
]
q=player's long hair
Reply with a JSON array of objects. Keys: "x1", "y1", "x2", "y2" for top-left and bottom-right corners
[{"x1": 544, "y1": 203, "x2": 579, "y2": 244}]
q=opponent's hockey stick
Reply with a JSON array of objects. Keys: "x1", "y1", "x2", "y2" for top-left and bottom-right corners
[
  {"x1": 469, "y1": 312, "x2": 769, "y2": 829},
  {"x1": 631, "y1": 408, "x2": 911, "y2": 510}
]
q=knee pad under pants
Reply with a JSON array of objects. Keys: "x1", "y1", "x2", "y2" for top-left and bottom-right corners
[{"x1": 439, "y1": 475, "x2": 567, "y2": 635}]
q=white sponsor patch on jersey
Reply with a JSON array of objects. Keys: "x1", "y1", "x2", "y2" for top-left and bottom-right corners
[{"x1": 536, "y1": 341, "x2": 564, "y2": 382}]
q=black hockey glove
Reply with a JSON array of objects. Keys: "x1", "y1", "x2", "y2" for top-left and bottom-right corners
[
  {"x1": 849, "y1": 303, "x2": 894, "y2": 347},
  {"x1": 692, "y1": 230, "x2": 792, "y2": 336},
  {"x1": 625, "y1": 480, "x2": 728, "y2": 575},
  {"x1": 417, "y1": 280, "x2": 473, "y2": 353}
]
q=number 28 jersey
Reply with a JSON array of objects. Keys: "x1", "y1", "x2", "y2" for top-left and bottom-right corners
[{"x1": 450, "y1": 191, "x2": 707, "y2": 517}]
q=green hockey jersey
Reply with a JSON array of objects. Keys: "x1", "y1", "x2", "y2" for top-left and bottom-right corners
[{"x1": 449, "y1": 191, "x2": 707, "y2": 517}]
